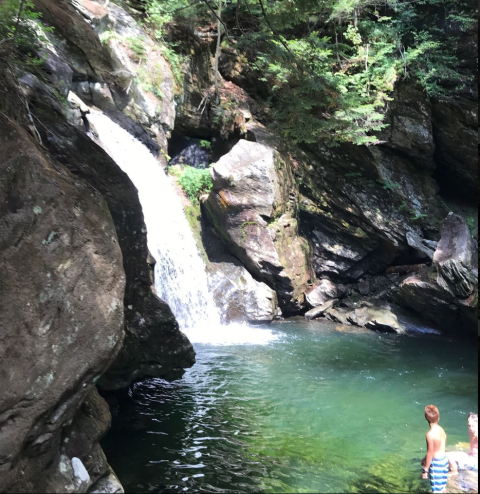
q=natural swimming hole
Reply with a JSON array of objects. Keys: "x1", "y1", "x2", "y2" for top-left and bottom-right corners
[{"x1": 102, "y1": 321, "x2": 478, "y2": 493}]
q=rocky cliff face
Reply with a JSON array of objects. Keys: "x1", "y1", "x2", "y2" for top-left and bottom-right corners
[
  {"x1": 0, "y1": 0, "x2": 477, "y2": 491},
  {"x1": 176, "y1": 20, "x2": 477, "y2": 334},
  {"x1": 0, "y1": 0, "x2": 196, "y2": 491},
  {"x1": 0, "y1": 114, "x2": 125, "y2": 492}
]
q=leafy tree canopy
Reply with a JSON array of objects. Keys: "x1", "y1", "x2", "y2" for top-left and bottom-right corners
[{"x1": 140, "y1": 0, "x2": 475, "y2": 146}]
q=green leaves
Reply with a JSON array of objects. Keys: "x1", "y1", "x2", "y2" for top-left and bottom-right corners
[
  {"x1": 141, "y1": 0, "x2": 474, "y2": 145},
  {"x1": 177, "y1": 166, "x2": 213, "y2": 203}
]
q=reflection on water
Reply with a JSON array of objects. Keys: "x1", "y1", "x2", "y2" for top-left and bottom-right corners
[{"x1": 103, "y1": 321, "x2": 478, "y2": 493}]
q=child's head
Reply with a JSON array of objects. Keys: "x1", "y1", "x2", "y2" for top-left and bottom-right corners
[
  {"x1": 425, "y1": 405, "x2": 440, "y2": 424},
  {"x1": 467, "y1": 413, "x2": 478, "y2": 437}
]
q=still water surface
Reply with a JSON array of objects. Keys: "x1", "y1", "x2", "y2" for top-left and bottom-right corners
[{"x1": 103, "y1": 321, "x2": 478, "y2": 493}]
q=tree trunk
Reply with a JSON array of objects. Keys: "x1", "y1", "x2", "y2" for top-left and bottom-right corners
[
  {"x1": 13, "y1": 0, "x2": 27, "y2": 42},
  {"x1": 214, "y1": 0, "x2": 222, "y2": 104}
]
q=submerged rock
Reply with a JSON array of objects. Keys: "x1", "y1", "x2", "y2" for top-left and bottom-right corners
[{"x1": 205, "y1": 139, "x2": 312, "y2": 314}]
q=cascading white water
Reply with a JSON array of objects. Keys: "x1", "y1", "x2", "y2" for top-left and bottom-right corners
[
  {"x1": 87, "y1": 110, "x2": 278, "y2": 346},
  {"x1": 87, "y1": 111, "x2": 221, "y2": 331}
]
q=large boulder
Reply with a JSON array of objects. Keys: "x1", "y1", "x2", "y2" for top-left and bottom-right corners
[
  {"x1": 207, "y1": 261, "x2": 279, "y2": 323},
  {"x1": 326, "y1": 306, "x2": 404, "y2": 333},
  {"x1": 204, "y1": 139, "x2": 312, "y2": 314},
  {"x1": 0, "y1": 116, "x2": 125, "y2": 492},
  {"x1": 305, "y1": 279, "x2": 347, "y2": 308},
  {"x1": 396, "y1": 214, "x2": 478, "y2": 334}
]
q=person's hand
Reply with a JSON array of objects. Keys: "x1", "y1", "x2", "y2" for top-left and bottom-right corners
[{"x1": 422, "y1": 472, "x2": 429, "y2": 480}]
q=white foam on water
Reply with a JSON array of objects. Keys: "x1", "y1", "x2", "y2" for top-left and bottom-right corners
[
  {"x1": 87, "y1": 109, "x2": 277, "y2": 346},
  {"x1": 185, "y1": 322, "x2": 279, "y2": 346}
]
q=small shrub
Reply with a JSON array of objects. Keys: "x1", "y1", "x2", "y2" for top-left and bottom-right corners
[
  {"x1": 177, "y1": 166, "x2": 213, "y2": 202},
  {"x1": 126, "y1": 36, "x2": 147, "y2": 59},
  {"x1": 410, "y1": 212, "x2": 427, "y2": 221},
  {"x1": 199, "y1": 139, "x2": 212, "y2": 150}
]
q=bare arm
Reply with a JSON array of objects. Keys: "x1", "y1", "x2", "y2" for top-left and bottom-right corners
[{"x1": 423, "y1": 434, "x2": 434, "y2": 475}]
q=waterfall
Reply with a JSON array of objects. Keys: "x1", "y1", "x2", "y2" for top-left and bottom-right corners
[
  {"x1": 87, "y1": 110, "x2": 278, "y2": 346},
  {"x1": 87, "y1": 111, "x2": 222, "y2": 331}
]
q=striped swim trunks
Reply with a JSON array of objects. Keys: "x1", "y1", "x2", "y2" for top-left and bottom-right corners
[{"x1": 429, "y1": 456, "x2": 449, "y2": 492}]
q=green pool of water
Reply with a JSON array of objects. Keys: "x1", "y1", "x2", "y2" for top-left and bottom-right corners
[{"x1": 102, "y1": 321, "x2": 478, "y2": 493}]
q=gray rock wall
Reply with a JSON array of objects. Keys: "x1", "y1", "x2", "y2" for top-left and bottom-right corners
[{"x1": 0, "y1": 116, "x2": 125, "y2": 492}]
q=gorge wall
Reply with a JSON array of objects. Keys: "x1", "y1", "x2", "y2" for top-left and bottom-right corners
[{"x1": 0, "y1": 0, "x2": 477, "y2": 492}]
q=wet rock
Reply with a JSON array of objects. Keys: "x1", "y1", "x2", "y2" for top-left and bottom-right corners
[
  {"x1": 207, "y1": 261, "x2": 278, "y2": 323},
  {"x1": 305, "y1": 279, "x2": 347, "y2": 307},
  {"x1": 205, "y1": 139, "x2": 312, "y2": 314},
  {"x1": 326, "y1": 306, "x2": 404, "y2": 333},
  {"x1": 0, "y1": 115, "x2": 125, "y2": 492},
  {"x1": 396, "y1": 214, "x2": 478, "y2": 335},
  {"x1": 170, "y1": 140, "x2": 211, "y2": 169},
  {"x1": 305, "y1": 299, "x2": 339, "y2": 321},
  {"x1": 89, "y1": 472, "x2": 125, "y2": 493},
  {"x1": 357, "y1": 280, "x2": 370, "y2": 296}
]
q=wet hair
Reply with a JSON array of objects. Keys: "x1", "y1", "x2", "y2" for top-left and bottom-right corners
[
  {"x1": 468, "y1": 413, "x2": 478, "y2": 435},
  {"x1": 425, "y1": 405, "x2": 440, "y2": 423}
]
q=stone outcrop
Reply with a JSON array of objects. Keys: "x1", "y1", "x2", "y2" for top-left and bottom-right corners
[
  {"x1": 396, "y1": 214, "x2": 478, "y2": 334},
  {"x1": 207, "y1": 261, "x2": 279, "y2": 323},
  {"x1": 298, "y1": 137, "x2": 446, "y2": 283},
  {"x1": 38, "y1": 389, "x2": 124, "y2": 493},
  {"x1": 33, "y1": 0, "x2": 177, "y2": 159},
  {"x1": 0, "y1": 115, "x2": 125, "y2": 492},
  {"x1": 326, "y1": 306, "x2": 404, "y2": 333},
  {"x1": 432, "y1": 98, "x2": 478, "y2": 199},
  {"x1": 304, "y1": 279, "x2": 347, "y2": 308},
  {"x1": 204, "y1": 139, "x2": 312, "y2": 314}
]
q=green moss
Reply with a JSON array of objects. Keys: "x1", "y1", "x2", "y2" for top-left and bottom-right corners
[
  {"x1": 185, "y1": 203, "x2": 208, "y2": 263},
  {"x1": 240, "y1": 221, "x2": 258, "y2": 242}
]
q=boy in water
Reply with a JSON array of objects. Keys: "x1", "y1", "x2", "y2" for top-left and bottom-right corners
[{"x1": 421, "y1": 405, "x2": 449, "y2": 493}]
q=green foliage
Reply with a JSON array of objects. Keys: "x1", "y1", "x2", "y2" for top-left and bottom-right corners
[
  {"x1": 199, "y1": 140, "x2": 212, "y2": 150},
  {"x1": 126, "y1": 36, "x2": 147, "y2": 59},
  {"x1": 177, "y1": 166, "x2": 213, "y2": 202},
  {"x1": 410, "y1": 212, "x2": 427, "y2": 221},
  {"x1": 240, "y1": 221, "x2": 258, "y2": 241},
  {"x1": 100, "y1": 30, "x2": 120, "y2": 44},
  {"x1": 0, "y1": 0, "x2": 53, "y2": 60},
  {"x1": 465, "y1": 217, "x2": 476, "y2": 236},
  {"x1": 141, "y1": 0, "x2": 475, "y2": 146},
  {"x1": 380, "y1": 180, "x2": 401, "y2": 190}
]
